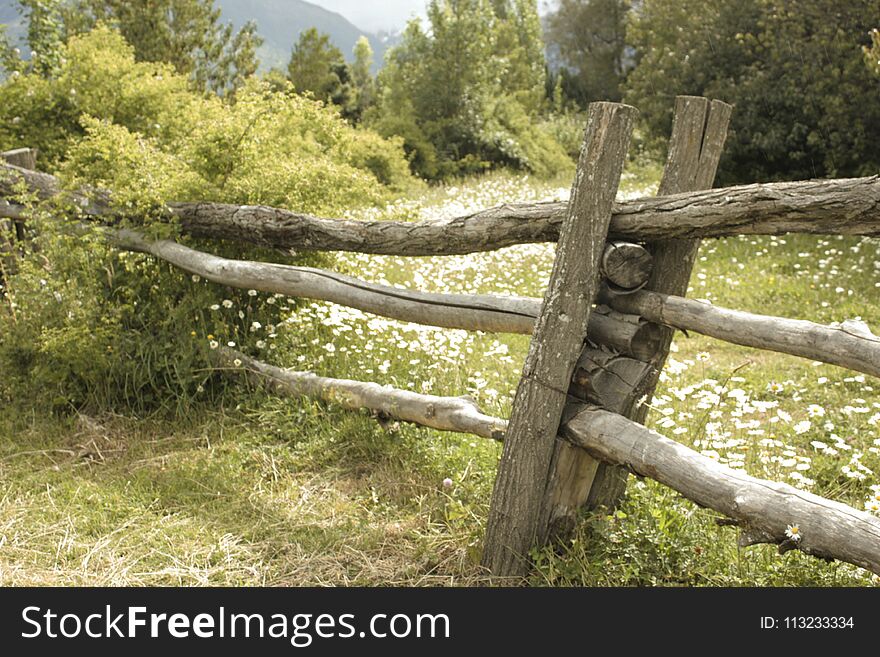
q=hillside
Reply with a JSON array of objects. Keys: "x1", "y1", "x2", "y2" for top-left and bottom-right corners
[
  {"x1": 0, "y1": 0, "x2": 397, "y2": 71},
  {"x1": 217, "y1": 0, "x2": 397, "y2": 70}
]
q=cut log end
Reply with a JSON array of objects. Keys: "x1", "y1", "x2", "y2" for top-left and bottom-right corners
[{"x1": 601, "y1": 241, "x2": 653, "y2": 291}]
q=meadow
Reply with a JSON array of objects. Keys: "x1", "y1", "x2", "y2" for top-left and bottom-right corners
[{"x1": 1, "y1": 163, "x2": 878, "y2": 586}]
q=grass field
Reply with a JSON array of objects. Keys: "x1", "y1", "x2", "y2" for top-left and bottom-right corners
[{"x1": 1, "y1": 163, "x2": 879, "y2": 586}]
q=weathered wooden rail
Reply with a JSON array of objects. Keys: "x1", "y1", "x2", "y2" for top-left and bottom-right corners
[
  {"x1": 3, "y1": 98, "x2": 880, "y2": 579},
  {"x1": 3, "y1": 164, "x2": 880, "y2": 253}
]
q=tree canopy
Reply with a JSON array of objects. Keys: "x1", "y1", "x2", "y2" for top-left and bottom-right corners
[
  {"x1": 367, "y1": 0, "x2": 569, "y2": 179},
  {"x1": 3, "y1": 0, "x2": 261, "y2": 94},
  {"x1": 624, "y1": 0, "x2": 880, "y2": 184}
]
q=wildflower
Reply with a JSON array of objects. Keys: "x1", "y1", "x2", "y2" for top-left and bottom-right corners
[
  {"x1": 793, "y1": 420, "x2": 811, "y2": 435},
  {"x1": 696, "y1": 352, "x2": 710, "y2": 362},
  {"x1": 196, "y1": 385, "x2": 204, "y2": 393},
  {"x1": 233, "y1": 359, "x2": 242, "y2": 367},
  {"x1": 442, "y1": 478, "x2": 453, "y2": 489},
  {"x1": 807, "y1": 404, "x2": 826, "y2": 418},
  {"x1": 191, "y1": 275, "x2": 201, "y2": 283},
  {"x1": 222, "y1": 300, "x2": 233, "y2": 308},
  {"x1": 767, "y1": 381, "x2": 784, "y2": 394},
  {"x1": 209, "y1": 340, "x2": 219, "y2": 349},
  {"x1": 865, "y1": 500, "x2": 880, "y2": 514},
  {"x1": 247, "y1": 289, "x2": 258, "y2": 297},
  {"x1": 251, "y1": 321, "x2": 262, "y2": 331},
  {"x1": 227, "y1": 341, "x2": 236, "y2": 347},
  {"x1": 785, "y1": 524, "x2": 801, "y2": 541},
  {"x1": 256, "y1": 340, "x2": 266, "y2": 349},
  {"x1": 190, "y1": 331, "x2": 197, "y2": 337},
  {"x1": 210, "y1": 304, "x2": 220, "y2": 311}
]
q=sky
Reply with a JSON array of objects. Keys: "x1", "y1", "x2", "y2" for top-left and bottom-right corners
[
  {"x1": 309, "y1": 1, "x2": 556, "y2": 33},
  {"x1": 309, "y1": 1, "x2": 427, "y2": 32}
]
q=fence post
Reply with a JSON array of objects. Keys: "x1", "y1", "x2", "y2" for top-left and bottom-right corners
[
  {"x1": 481, "y1": 102, "x2": 637, "y2": 577},
  {"x1": 0, "y1": 148, "x2": 38, "y2": 243},
  {"x1": 0, "y1": 148, "x2": 38, "y2": 171},
  {"x1": 584, "y1": 96, "x2": 733, "y2": 510}
]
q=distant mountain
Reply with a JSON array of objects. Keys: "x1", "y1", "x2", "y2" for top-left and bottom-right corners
[
  {"x1": 0, "y1": 0, "x2": 397, "y2": 72},
  {"x1": 217, "y1": 0, "x2": 398, "y2": 71}
]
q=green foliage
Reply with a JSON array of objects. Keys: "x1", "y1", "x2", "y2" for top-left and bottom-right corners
[
  {"x1": 545, "y1": 0, "x2": 631, "y2": 105},
  {"x1": 624, "y1": 0, "x2": 880, "y2": 184},
  {"x1": 283, "y1": 28, "x2": 382, "y2": 124},
  {"x1": 0, "y1": 26, "x2": 194, "y2": 166},
  {"x1": 286, "y1": 27, "x2": 352, "y2": 111},
  {"x1": 0, "y1": 26, "x2": 416, "y2": 414},
  {"x1": 368, "y1": 0, "x2": 570, "y2": 180},
  {"x1": 58, "y1": 0, "x2": 262, "y2": 94},
  {"x1": 18, "y1": 0, "x2": 66, "y2": 76},
  {"x1": 350, "y1": 35, "x2": 375, "y2": 123}
]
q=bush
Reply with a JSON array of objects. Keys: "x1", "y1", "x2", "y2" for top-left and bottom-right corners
[
  {"x1": 624, "y1": 0, "x2": 880, "y2": 184},
  {"x1": 0, "y1": 26, "x2": 418, "y2": 416}
]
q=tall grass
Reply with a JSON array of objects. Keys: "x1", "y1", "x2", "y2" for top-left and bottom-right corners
[{"x1": 1, "y1": 164, "x2": 877, "y2": 586}]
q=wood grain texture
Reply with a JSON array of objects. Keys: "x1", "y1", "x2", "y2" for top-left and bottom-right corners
[
  {"x1": 604, "y1": 288, "x2": 880, "y2": 379},
  {"x1": 112, "y1": 228, "x2": 656, "y2": 355},
  {"x1": 601, "y1": 241, "x2": 653, "y2": 291},
  {"x1": 563, "y1": 406, "x2": 880, "y2": 576},
  {"x1": 216, "y1": 348, "x2": 507, "y2": 440},
  {"x1": 0, "y1": 148, "x2": 37, "y2": 170},
  {"x1": 482, "y1": 102, "x2": 637, "y2": 577},
  {"x1": 3, "y1": 162, "x2": 879, "y2": 254},
  {"x1": 586, "y1": 97, "x2": 733, "y2": 510}
]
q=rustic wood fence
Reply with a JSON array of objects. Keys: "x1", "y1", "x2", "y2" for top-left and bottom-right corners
[{"x1": 3, "y1": 96, "x2": 880, "y2": 578}]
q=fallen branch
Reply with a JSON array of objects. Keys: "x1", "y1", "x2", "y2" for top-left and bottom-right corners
[
  {"x1": 113, "y1": 228, "x2": 661, "y2": 356},
  {"x1": 3, "y1": 163, "x2": 879, "y2": 255},
  {"x1": 603, "y1": 287, "x2": 880, "y2": 379},
  {"x1": 215, "y1": 347, "x2": 507, "y2": 441},
  {"x1": 562, "y1": 405, "x2": 880, "y2": 576}
]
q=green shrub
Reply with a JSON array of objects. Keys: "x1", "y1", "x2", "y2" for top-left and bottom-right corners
[{"x1": 0, "y1": 26, "x2": 417, "y2": 416}]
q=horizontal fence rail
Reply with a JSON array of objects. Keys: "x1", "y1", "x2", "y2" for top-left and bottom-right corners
[
  {"x1": 563, "y1": 406, "x2": 880, "y2": 576},
  {"x1": 2, "y1": 163, "x2": 880, "y2": 256},
  {"x1": 601, "y1": 287, "x2": 880, "y2": 379},
  {"x1": 113, "y1": 227, "x2": 880, "y2": 379},
  {"x1": 4, "y1": 92, "x2": 880, "y2": 580},
  {"x1": 111, "y1": 228, "x2": 663, "y2": 358},
  {"x1": 217, "y1": 345, "x2": 880, "y2": 577},
  {"x1": 217, "y1": 347, "x2": 506, "y2": 441}
]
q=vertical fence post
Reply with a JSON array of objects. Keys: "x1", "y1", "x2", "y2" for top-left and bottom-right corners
[
  {"x1": 0, "y1": 148, "x2": 38, "y2": 171},
  {"x1": 481, "y1": 102, "x2": 637, "y2": 577},
  {"x1": 1, "y1": 148, "x2": 38, "y2": 240},
  {"x1": 584, "y1": 96, "x2": 733, "y2": 510}
]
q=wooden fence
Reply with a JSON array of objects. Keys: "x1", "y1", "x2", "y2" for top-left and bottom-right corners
[{"x1": 2, "y1": 96, "x2": 880, "y2": 578}]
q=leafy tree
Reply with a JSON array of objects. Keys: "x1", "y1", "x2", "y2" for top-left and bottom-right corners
[
  {"x1": 0, "y1": 0, "x2": 67, "y2": 76},
  {"x1": 624, "y1": 0, "x2": 880, "y2": 184},
  {"x1": 0, "y1": 26, "x2": 416, "y2": 412},
  {"x1": 286, "y1": 27, "x2": 354, "y2": 112},
  {"x1": 545, "y1": 0, "x2": 631, "y2": 105},
  {"x1": 0, "y1": 25, "x2": 414, "y2": 200},
  {"x1": 493, "y1": 0, "x2": 546, "y2": 112},
  {"x1": 369, "y1": 0, "x2": 568, "y2": 179},
  {"x1": 5, "y1": 0, "x2": 262, "y2": 93},
  {"x1": 350, "y1": 35, "x2": 375, "y2": 122}
]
